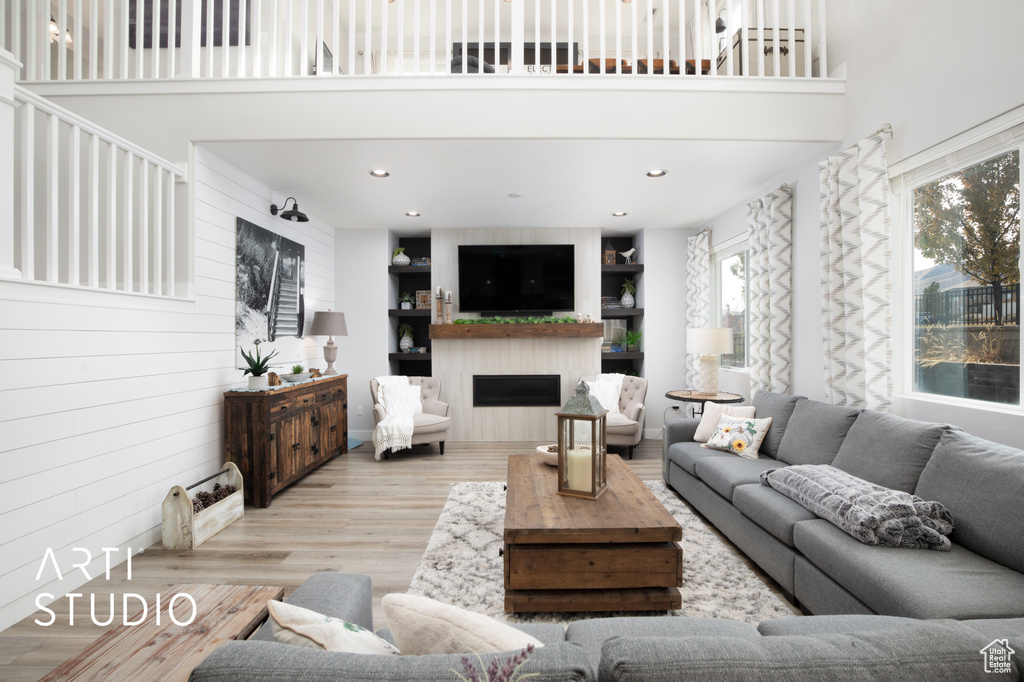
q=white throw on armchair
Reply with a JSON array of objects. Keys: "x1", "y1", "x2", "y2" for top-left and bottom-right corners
[
  {"x1": 370, "y1": 376, "x2": 451, "y2": 459},
  {"x1": 579, "y1": 375, "x2": 648, "y2": 459}
]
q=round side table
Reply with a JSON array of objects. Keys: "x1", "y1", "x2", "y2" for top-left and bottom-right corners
[{"x1": 665, "y1": 390, "x2": 744, "y2": 418}]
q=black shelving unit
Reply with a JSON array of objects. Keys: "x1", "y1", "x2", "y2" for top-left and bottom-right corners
[
  {"x1": 600, "y1": 237, "x2": 643, "y2": 375},
  {"x1": 389, "y1": 237, "x2": 432, "y2": 377}
]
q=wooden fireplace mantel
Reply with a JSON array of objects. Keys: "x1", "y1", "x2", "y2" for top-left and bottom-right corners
[{"x1": 430, "y1": 323, "x2": 603, "y2": 340}]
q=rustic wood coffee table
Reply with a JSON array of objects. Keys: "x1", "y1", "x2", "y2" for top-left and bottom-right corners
[
  {"x1": 41, "y1": 583, "x2": 284, "y2": 681},
  {"x1": 503, "y1": 453, "x2": 682, "y2": 613}
]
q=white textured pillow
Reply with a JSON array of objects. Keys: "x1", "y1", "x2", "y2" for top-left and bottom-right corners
[
  {"x1": 693, "y1": 403, "x2": 756, "y2": 442},
  {"x1": 594, "y1": 374, "x2": 624, "y2": 414},
  {"x1": 584, "y1": 380, "x2": 619, "y2": 414},
  {"x1": 268, "y1": 600, "x2": 400, "y2": 655},
  {"x1": 382, "y1": 593, "x2": 543, "y2": 656},
  {"x1": 704, "y1": 415, "x2": 774, "y2": 458},
  {"x1": 380, "y1": 384, "x2": 423, "y2": 416}
]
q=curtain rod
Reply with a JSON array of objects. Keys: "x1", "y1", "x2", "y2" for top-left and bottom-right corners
[{"x1": 877, "y1": 123, "x2": 894, "y2": 139}]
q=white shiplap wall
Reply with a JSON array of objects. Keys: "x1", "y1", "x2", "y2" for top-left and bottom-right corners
[{"x1": 0, "y1": 146, "x2": 335, "y2": 631}]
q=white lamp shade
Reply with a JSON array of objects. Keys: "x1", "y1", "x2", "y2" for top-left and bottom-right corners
[
  {"x1": 309, "y1": 311, "x2": 348, "y2": 337},
  {"x1": 686, "y1": 327, "x2": 734, "y2": 355}
]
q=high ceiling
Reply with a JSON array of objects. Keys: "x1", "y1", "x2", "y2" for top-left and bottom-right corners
[{"x1": 201, "y1": 136, "x2": 834, "y2": 233}]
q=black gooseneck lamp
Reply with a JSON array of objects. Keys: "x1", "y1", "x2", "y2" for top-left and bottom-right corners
[{"x1": 270, "y1": 197, "x2": 309, "y2": 223}]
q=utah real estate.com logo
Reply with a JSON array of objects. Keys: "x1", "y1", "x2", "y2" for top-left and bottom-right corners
[{"x1": 980, "y1": 639, "x2": 1015, "y2": 675}]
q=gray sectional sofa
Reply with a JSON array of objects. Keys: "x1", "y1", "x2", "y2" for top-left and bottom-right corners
[
  {"x1": 190, "y1": 572, "x2": 1023, "y2": 681},
  {"x1": 662, "y1": 390, "x2": 1024, "y2": 620}
]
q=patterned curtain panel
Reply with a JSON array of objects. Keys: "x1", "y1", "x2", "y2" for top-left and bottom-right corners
[
  {"x1": 747, "y1": 186, "x2": 794, "y2": 395},
  {"x1": 819, "y1": 133, "x2": 894, "y2": 411},
  {"x1": 685, "y1": 229, "x2": 711, "y2": 388}
]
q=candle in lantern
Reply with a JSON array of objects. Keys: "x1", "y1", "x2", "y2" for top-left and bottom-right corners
[{"x1": 566, "y1": 447, "x2": 593, "y2": 492}]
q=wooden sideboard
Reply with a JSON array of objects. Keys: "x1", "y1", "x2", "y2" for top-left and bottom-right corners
[{"x1": 224, "y1": 374, "x2": 348, "y2": 507}]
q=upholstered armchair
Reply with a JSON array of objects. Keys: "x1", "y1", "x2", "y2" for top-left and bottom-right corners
[
  {"x1": 370, "y1": 376, "x2": 451, "y2": 459},
  {"x1": 579, "y1": 375, "x2": 648, "y2": 459}
]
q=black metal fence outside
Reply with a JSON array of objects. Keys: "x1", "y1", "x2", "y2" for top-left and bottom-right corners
[{"x1": 915, "y1": 282, "x2": 1020, "y2": 326}]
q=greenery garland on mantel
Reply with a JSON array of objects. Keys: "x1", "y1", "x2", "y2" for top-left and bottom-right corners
[{"x1": 453, "y1": 315, "x2": 579, "y2": 325}]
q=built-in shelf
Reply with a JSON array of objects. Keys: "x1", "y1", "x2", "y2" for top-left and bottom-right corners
[
  {"x1": 601, "y1": 307, "x2": 644, "y2": 319},
  {"x1": 388, "y1": 265, "x2": 432, "y2": 275},
  {"x1": 602, "y1": 351, "x2": 644, "y2": 361},
  {"x1": 601, "y1": 264, "x2": 644, "y2": 274},
  {"x1": 430, "y1": 323, "x2": 604, "y2": 339},
  {"x1": 388, "y1": 353, "x2": 432, "y2": 362},
  {"x1": 389, "y1": 308, "x2": 432, "y2": 318}
]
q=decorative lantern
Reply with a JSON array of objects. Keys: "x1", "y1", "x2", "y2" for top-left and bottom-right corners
[
  {"x1": 603, "y1": 240, "x2": 617, "y2": 266},
  {"x1": 556, "y1": 383, "x2": 609, "y2": 500}
]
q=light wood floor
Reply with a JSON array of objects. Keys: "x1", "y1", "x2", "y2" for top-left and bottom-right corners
[{"x1": 0, "y1": 440, "x2": 775, "y2": 680}]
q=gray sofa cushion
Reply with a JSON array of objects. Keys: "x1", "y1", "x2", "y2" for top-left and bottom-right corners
[
  {"x1": 732, "y1": 483, "x2": 817, "y2": 547},
  {"x1": 831, "y1": 410, "x2": 951, "y2": 493},
  {"x1": 757, "y1": 614, "x2": 922, "y2": 636},
  {"x1": 752, "y1": 391, "x2": 805, "y2": 459},
  {"x1": 667, "y1": 440, "x2": 732, "y2": 475},
  {"x1": 566, "y1": 616, "x2": 759, "y2": 672},
  {"x1": 915, "y1": 429, "x2": 1024, "y2": 574},
  {"x1": 793, "y1": 519, "x2": 1024, "y2": 619},
  {"x1": 960, "y1": 617, "x2": 1024, "y2": 642},
  {"x1": 694, "y1": 455, "x2": 784, "y2": 501},
  {"x1": 597, "y1": 621, "x2": 1011, "y2": 681},
  {"x1": 776, "y1": 400, "x2": 860, "y2": 466},
  {"x1": 251, "y1": 572, "x2": 374, "y2": 641},
  {"x1": 190, "y1": 640, "x2": 596, "y2": 682}
]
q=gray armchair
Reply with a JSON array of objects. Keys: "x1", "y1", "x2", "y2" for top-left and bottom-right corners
[
  {"x1": 370, "y1": 376, "x2": 451, "y2": 459},
  {"x1": 580, "y1": 375, "x2": 648, "y2": 459}
]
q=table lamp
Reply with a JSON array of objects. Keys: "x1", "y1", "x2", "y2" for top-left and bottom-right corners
[
  {"x1": 686, "y1": 327, "x2": 734, "y2": 394},
  {"x1": 309, "y1": 310, "x2": 348, "y2": 375}
]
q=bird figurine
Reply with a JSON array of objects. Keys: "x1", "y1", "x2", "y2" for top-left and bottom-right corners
[{"x1": 619, "y1": 248, "x2": 637, "y2": 265}]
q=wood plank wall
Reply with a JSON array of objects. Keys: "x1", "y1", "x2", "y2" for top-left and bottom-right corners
[{"x1": 0, "y1": 147, "x2": 335, "y2": 631}]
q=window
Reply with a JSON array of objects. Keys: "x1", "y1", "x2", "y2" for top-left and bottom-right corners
[
  {"x1": 713, "y1": 240, "x2": 750, "y2": 368},
  {"x1": 909, "y1": 148, "x2": 1020, "y2": 406}
]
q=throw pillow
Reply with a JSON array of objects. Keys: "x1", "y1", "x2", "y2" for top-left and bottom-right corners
[
  {"x1": 380, "y1": 384, "x2": 423, "y2": 416},
  {"x1": 584, "y1": 380, "x2": 620, "y2": 414},
  {"x1": 382, "y1": 593, "x2": 544, "y2": 656},
  {"x1": 704, "y1": 415, "x2": 774, "y2": 458},
  {"x1": 693, "y1": 402, "x2": 756, "y2": 442},
  {"x1": 268, "y1": 600, "x2": 401, "y2": 655}
]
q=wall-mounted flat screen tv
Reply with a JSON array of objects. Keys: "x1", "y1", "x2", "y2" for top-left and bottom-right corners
[{"x1": 458, "y1": 244, "x2": 575, "y2": 315}]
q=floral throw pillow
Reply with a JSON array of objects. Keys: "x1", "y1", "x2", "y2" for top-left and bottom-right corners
[{"x1": 704, "y1": 415, "x2": 774, "y2": 458}]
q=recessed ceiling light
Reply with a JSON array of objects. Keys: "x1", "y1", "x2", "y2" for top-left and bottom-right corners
[
  {"x1": 646, "y1": 169, "x2": 668, "y2": 178},
  {"x1": 369, "y1": 169, "x2": 390, "y2": 178},
  {"x1": 508, "y1": 192, "x2": 522, "y2": 199},
  {"x1": 612, "y1": 211, "x2": 628, "y2": 217},
  {"x1": 405, "y1": 211, "x2": 420, "y2": 217}
]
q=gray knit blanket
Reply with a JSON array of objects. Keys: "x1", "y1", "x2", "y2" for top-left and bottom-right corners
[{"x1": 759, "y1": 465, "x2": 954, "y2": 551}]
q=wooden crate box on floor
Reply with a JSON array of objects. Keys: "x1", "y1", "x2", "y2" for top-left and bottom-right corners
[
  {"x1": 162, "y1": 462, "x2": 244, "y2": 550},
  {"x1": 223, "y1": 374, "x2": 348, "y2": 507}
]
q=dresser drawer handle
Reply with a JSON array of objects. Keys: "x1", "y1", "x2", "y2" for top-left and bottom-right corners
[{"x1": 330, "y1": 425, "x2": 337, "y2": 432}]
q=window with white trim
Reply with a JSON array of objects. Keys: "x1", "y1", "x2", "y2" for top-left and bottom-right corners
[
  {"x1": 712, "y1": 238, "x2": 750, "y2": 369},
  {"x1": 893, "y1": 119, "x2": 1022, "y2": 408}
]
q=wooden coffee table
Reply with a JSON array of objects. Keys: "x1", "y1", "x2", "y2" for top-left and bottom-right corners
[
  {"x1": 41, "y1": 583, "x2": 284, "y2": 681},
  {"x1": 503, "y1": 453, "x2": 682, "y2": 612}
]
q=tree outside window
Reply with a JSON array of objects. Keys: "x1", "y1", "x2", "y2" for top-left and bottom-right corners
[{"x1": 911, "y1": 149, "x2": 1020, "y2": 405}]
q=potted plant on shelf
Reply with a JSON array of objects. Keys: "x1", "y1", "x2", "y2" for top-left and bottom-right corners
[
  {"x1": 240, "y1": 340, "x2": 279, "y2": 390},
  {"x1": 398, "y1": 291, "x2": 415, "y2": 310},
  {"x1": 620, "y1": 278, "x2": 636, "y2": 309},
  {"x1": 398, "y1": 323, "x2": 415, "y2": 352},
  {"x1": 624, "y1": 328, "x2": 643, "y2": 352},
  {"x1": 392, "y1": 246, "x2": 411, "y2": 266}
]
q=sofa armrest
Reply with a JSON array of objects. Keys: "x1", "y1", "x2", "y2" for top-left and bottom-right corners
[
  {"x1": 663, "y1": 417, "x2": 700, "y2": 482},
  {"x1": 422, "y1": 399, "x2": 450, "y2": 417},
  {"x1": 249, "y1": 573, "x2": 374, "y2": 642}
]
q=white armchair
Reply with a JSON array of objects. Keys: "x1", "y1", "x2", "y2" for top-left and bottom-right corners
[
  {"x1": 580, "y1": 375, "x2": 648, "y2": 459},
  {"x1": 370, "y1": 376, "x2": 451, "y2": 459}
]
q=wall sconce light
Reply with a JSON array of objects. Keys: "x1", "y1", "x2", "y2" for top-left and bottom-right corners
[{"x1": 270, "y1": 197, "x2": 309, "y2": 223}]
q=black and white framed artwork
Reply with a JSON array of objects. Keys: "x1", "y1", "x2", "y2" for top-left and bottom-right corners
[{"x1": 235, "y1": 218, "x2": 305, "y2": 369}]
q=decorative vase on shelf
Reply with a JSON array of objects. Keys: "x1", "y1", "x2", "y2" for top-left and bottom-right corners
[
  {"x1": 400, "y1": 334, "x2": 414, "y2": 352},
  {"x1": 400, "y1": 301, "x2": 413, "y2": 310},
  {"x1": 248, "y1": 375, "x2": 269, "y2": 390},
  {"x1": 620, "y1": 292, "x2": 635, "y2": 309},
  {"x1": 392, "y1": 250, "x2": 411, "y2": 266}
]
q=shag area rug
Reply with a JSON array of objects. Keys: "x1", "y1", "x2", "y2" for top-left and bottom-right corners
[{"x1": 409, "y1": 480, "x2": 800, "y2": 625}]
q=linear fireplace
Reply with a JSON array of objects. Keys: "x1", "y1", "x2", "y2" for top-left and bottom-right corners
[{"x1": 473, "y1": 374, "x2": 561, "y2": 407}]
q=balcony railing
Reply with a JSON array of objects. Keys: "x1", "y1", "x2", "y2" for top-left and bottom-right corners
[
  {"x1": 1, "y1": 0, "x2": 826, "y2": 82},
  {"x1": 12, "y1": 85, "x2": 189, "y2": 297}
]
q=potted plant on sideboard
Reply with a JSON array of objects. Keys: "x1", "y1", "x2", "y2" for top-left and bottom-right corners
[{"x1": 240, "y1": 340, "x2": 279, "y2": 390}]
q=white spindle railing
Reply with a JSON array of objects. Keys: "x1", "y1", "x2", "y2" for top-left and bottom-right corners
[
  {"x1": 0, "y1": 0, "x2": 827, "y2": 81},
  {"x1": 12, "y1": 86, "x2": 188, "y2": 298}
]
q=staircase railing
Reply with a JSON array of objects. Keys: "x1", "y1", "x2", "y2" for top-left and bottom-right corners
[{"x1": 265, "y1": 246, "x2": 282, "y2": 341}]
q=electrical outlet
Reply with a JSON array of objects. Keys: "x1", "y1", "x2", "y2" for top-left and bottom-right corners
[{"x1": 356, "y1": 405, "x2": 364, "y2": 416}]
